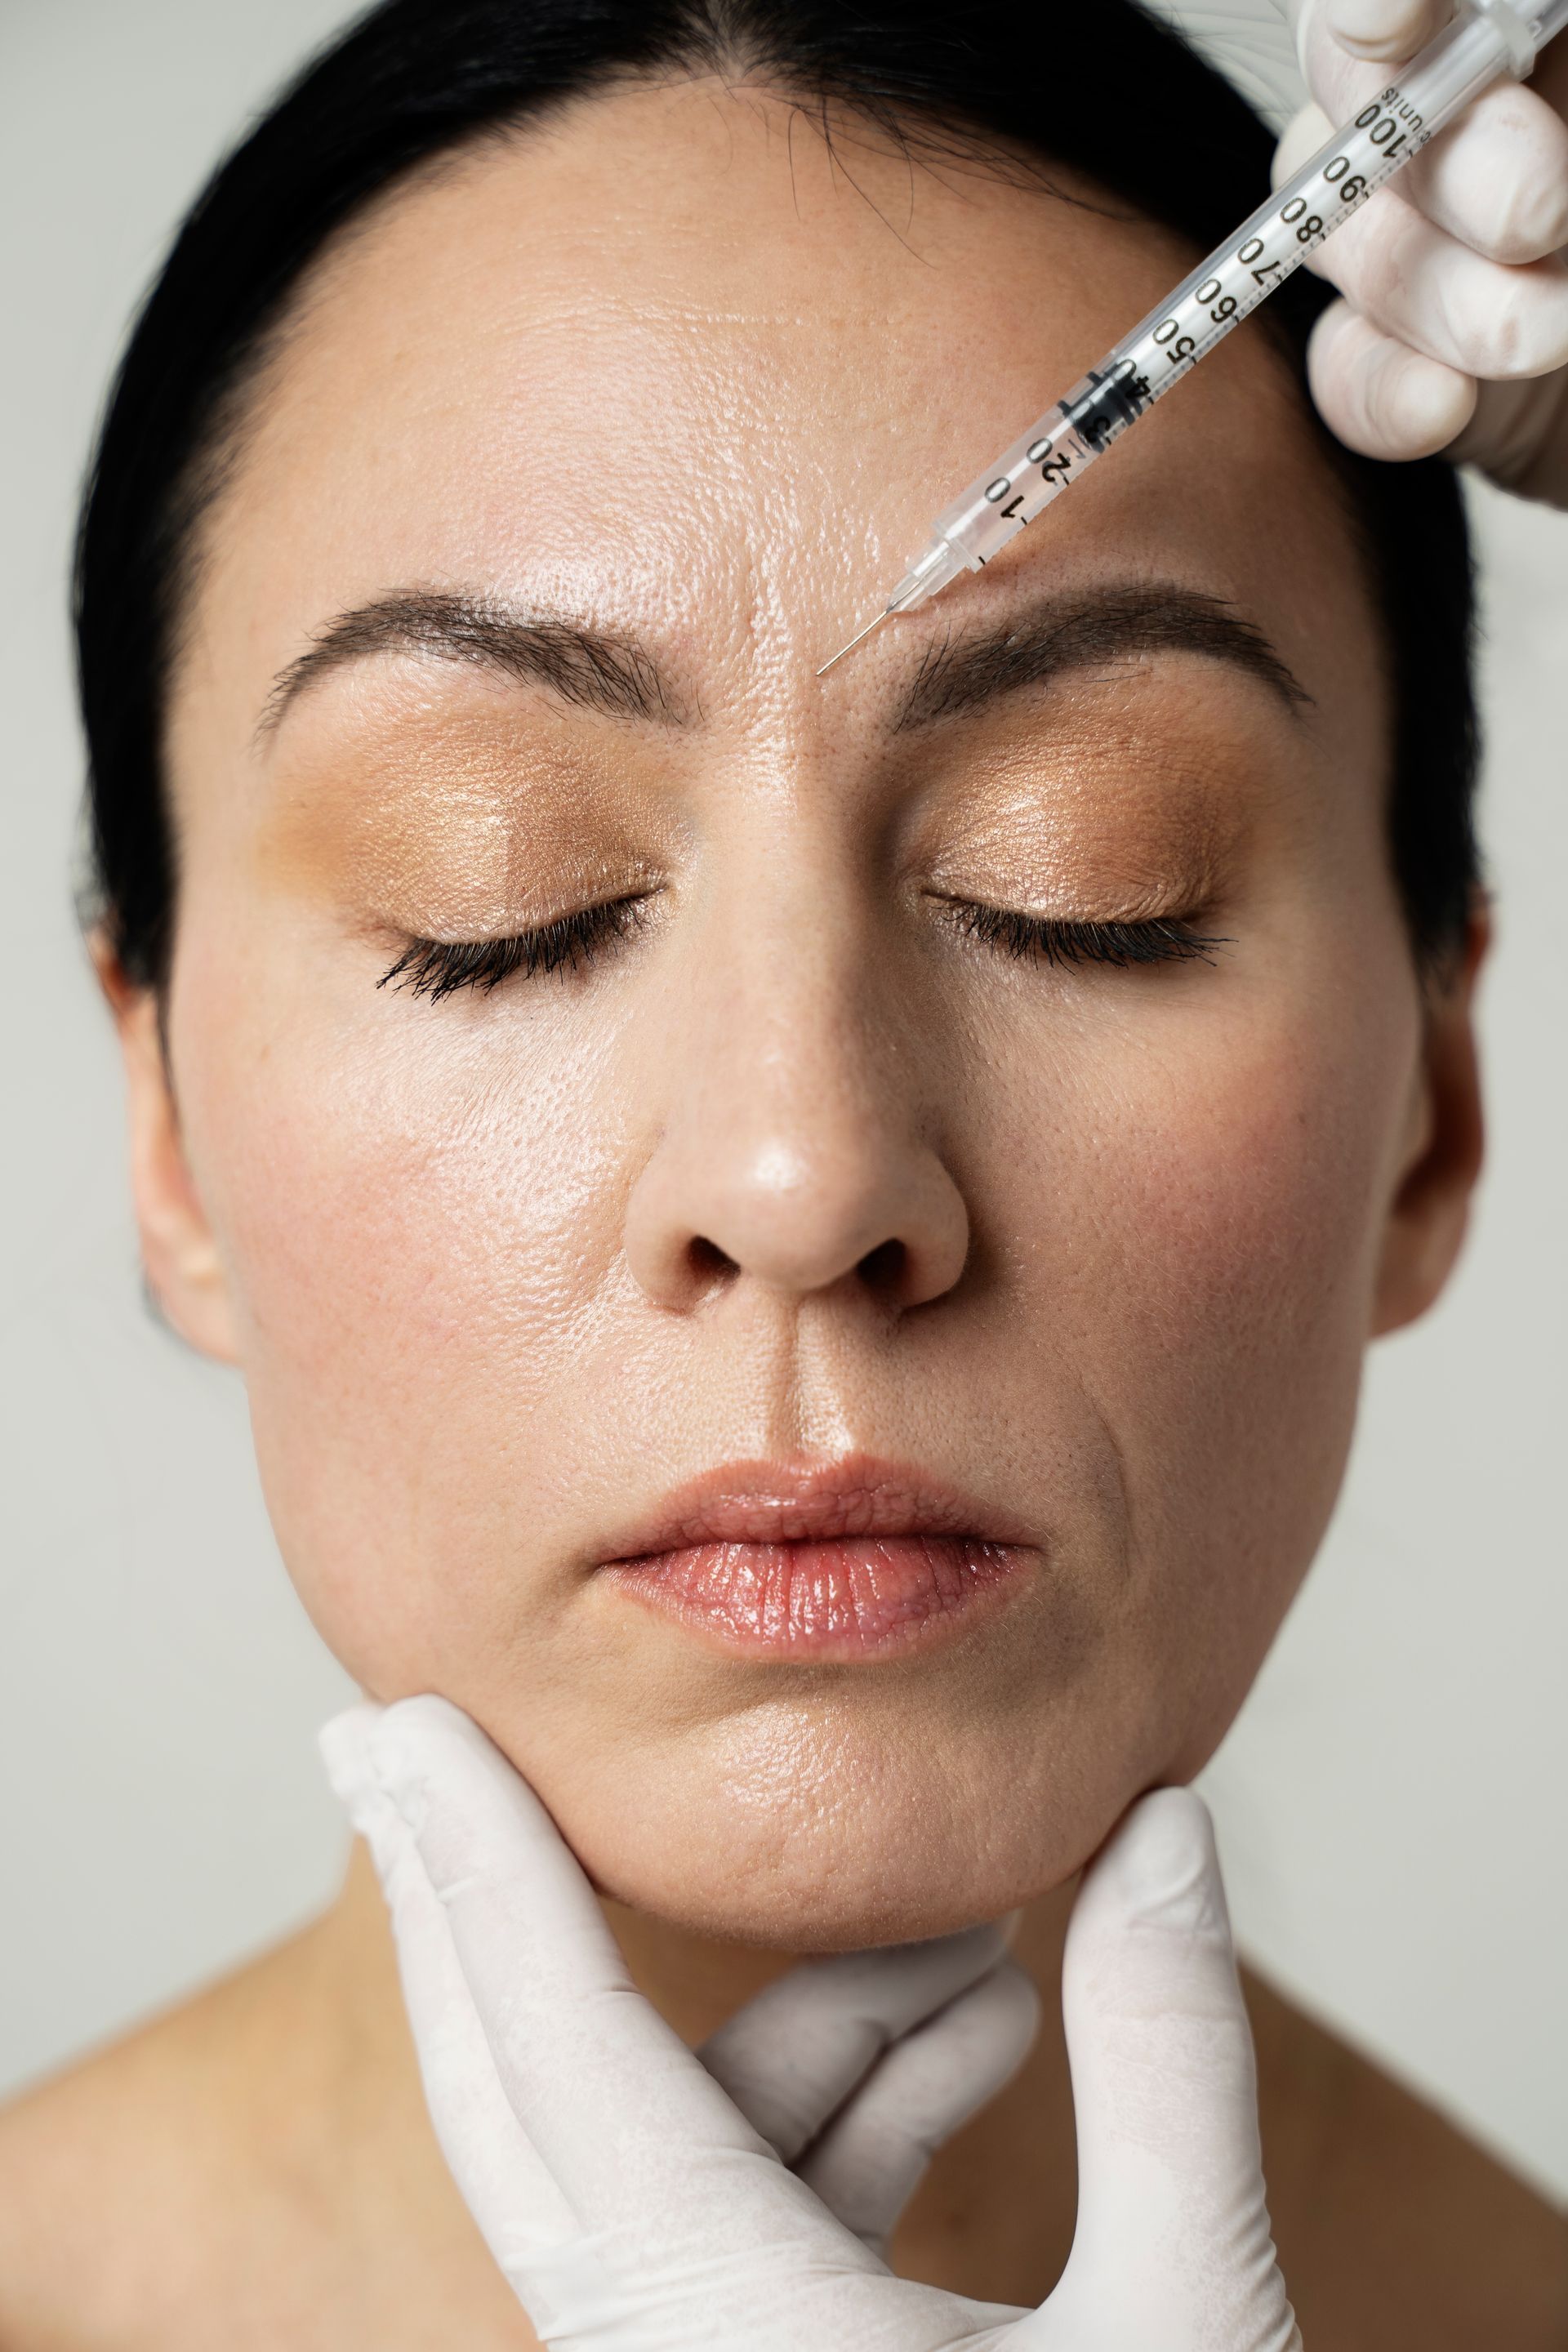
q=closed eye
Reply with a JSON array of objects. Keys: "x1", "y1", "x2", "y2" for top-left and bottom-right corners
[
  {"x1": 379, "y1": 889, "x2": 1230, "y2": 1003},
  {"x1": 936, "y1": 895, "x2": 1232, "y2": 969},
  {"x1": 379, "y1": 893, "x2": 652, "y2": 1000}
]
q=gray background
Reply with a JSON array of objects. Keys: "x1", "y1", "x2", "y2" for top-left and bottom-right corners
[{"x1": 2, "y1": 0, "x2": 1563, "y2": 2200}]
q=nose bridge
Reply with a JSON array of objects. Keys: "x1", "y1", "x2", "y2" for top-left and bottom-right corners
[
  {"x1": 622, "y1": 853, "x2": 969, "y2": 1312},
  {"x1": 703, "y1": 876, "x2": 884, "y2": 1149}
]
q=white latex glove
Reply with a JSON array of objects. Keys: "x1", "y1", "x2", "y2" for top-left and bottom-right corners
[
  {"x1": 320, "y1": 1694, "x2": 1300, "y2": 2351},
  {"x1": 1281, "y1": 0, "x2": 1568, "y2": 501}
]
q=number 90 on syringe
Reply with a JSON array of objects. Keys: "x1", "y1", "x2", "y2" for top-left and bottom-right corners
[
  {"x1": 1134, "y1": 86, "x2": 1427, "y2": 399},
  {"x1": 929, "y1": 82, "x2": 1433, "y2": 577}
]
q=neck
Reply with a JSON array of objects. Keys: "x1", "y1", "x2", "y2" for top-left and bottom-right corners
[{"x1": 311, "y1": 1838, "x2": 1080, "y2": 2304}]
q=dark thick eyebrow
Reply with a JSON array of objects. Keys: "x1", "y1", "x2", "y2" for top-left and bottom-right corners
[
  {"x1": 891, "y1": 585, "x2": 1312, "y2": 732},
  {"x1": 255, "y1": 590, "x2": 682, "y2": 746}
]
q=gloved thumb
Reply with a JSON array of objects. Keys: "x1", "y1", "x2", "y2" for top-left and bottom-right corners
[{"x1": 1026, "y1": 1790, "x2": 1300, "y2": 2351}]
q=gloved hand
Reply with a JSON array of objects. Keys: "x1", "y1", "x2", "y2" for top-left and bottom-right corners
[
  {"x1": 320, "y1": 1694, "x2": 1300, "y2": 2351},
  {"x1": 1280, "y1": 0, "x2": 1568, "y2": 501}
]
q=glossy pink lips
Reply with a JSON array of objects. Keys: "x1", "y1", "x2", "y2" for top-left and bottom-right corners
[{"x1": 595, "y1": 1456, "x2": 1036, "y2": 1660}]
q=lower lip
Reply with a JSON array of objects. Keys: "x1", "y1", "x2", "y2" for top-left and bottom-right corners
[{"x1": 600, "y1": 1536, "x2": 1030, "y2": 1660}]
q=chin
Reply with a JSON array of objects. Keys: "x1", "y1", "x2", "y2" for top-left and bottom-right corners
[
  {"x1": 516, "y1": 1708, "x2": 1150, "y2": 1953},
  {"x1": 588, "y1": 1833, "x2": 1032, "y2": 1953}
]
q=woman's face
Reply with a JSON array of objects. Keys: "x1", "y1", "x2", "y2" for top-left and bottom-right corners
[{"x1": 131, "y1": 80, "x2": 1478, "y2": 1946}]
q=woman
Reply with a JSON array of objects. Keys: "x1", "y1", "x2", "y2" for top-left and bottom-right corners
[{"x1": 1, "y1": 0, "x2": 1564, "y2": 2341}]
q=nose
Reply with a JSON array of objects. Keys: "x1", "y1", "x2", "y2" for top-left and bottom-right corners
[{"x1": 622, "y1": 931, "x2": 969, "y2": 1316}]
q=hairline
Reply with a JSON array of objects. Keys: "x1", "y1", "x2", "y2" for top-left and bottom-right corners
[{"x1": 148, "y1": 64, "x2": 1402, "y2": 973}]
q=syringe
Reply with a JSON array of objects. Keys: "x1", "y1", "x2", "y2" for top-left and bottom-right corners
[{"x1": 818, "y1": 0, "x2": 1568, "y2": 673}]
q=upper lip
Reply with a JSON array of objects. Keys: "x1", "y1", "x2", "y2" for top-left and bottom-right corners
[{"x1": 597, "y1": 1452, "x2": 1037, "y2": 1562}]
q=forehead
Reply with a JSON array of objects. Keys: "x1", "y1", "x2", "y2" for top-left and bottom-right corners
[{"x1": 175, "y1": 76, "x2": 1377, "y2": 751}]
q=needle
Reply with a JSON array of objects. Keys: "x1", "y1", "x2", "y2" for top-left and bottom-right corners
[{"x1": 816, "y1": 605, "x2": 893, "y2": 676}]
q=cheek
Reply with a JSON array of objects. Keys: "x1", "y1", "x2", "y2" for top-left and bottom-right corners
[
  {"x1": 168, "y1": 867, "x2": 1421, "y2": 1827},
  {"x1": 982, "y1": 943, "x2": 1421, "y2": 1748},
  {"x1": 1079, "y1": 1023, "x2": 1379, "y2": 1376},
  {"x1": 172, "y1": 954, "x2": 640, "y2": 1680}
]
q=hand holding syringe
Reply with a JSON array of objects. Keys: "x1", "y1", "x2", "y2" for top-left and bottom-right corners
[
  {"x1": 821, "y1": 0, "x2": 1568, "y2": 672},
  {"x1": 1288, "y1": 0, "x2": 1568, "y2": 492}
]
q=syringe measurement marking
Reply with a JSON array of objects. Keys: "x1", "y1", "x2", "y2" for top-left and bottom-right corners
[
  {"x1": 972, "y1": 83, "x2": 1434, "y2": 559},
  {"x1": 1144, "y1": 90, "x2": 1427, "y2": 378}
]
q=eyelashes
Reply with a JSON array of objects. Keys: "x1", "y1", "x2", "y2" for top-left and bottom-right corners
[
  {"x1": 937, "y1": 898, "x2": 1230, "y2": 969},
  {"x1": 379, "y1": 892, "x2": 1230, "y2": 1000},
  {"x1": 379, "y1": 894, "x2": 648, "y2": 1000}
]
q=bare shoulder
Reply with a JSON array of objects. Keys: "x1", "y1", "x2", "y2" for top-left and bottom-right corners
[
  {"x1": 0, "y1": 1936, "x2": 329, "y2": 2350},
  {"x1": 0, "y1": 1919, "x2": 528, "y2": 2352},
  {"x1": 1245, "y1": 1966, "x2": 1568, "y2": 2352}
]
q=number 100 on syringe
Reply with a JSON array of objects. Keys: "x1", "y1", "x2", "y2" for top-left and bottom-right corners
[{"x1": 935, "y1": 85, "x2": 1432, "y2": 568}]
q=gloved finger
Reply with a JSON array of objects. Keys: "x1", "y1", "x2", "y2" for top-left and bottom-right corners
[
  {"x1": 1018, "y1": 1790, "x2": 1299, "y2": 2350},
  {"x1": 1298, "y1": 0, "x2": 1450, "y2": 64},
  {"x1": 1405, "y1": 81, "x2": 1568, "y2": 265},
  {"x1": 698, "y1": 1922, "x2": 1013, "y2": 2163},
  {"x1": 1305, "y1": 181, "x2": 1568, "y2": 378},
  {"x1": 1307, "y1": 295, "x2": 1479, "y2": 456},
  {"x1": 1272, "y1": 96, "x2": 1339, "y2": 192},
  {"x1": 318, "y1": 1704, "x2": 581, "y2": 2296},
  {"x1": 1293, "y1": 8, "x2": 1568, "y2": 265},
  {"x1": 796, "y1": 1961, "x2": 1041, "y2": 2256},
  {"x1": 1274, "y1": 96, "x2": 1568, "y2": 302},
  {"x1": 363, "y1": 1695, "x2": 886, "y2": 2290},
  {"x1": 1275, "y1": 87, "x2": 1568, "y2": 273}
]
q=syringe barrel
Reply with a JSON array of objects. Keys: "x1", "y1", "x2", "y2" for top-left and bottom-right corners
[{"x1": 902, "y1": 0, "x2": 1539, "y2": 604}]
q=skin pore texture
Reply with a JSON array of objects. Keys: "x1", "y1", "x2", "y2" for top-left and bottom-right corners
[
  {"x1": 4, "y1": 69, "x2": 1564, "y2": 2352},
  {"x1": 131, "y1": 81, "x2": 1477, "y2": 1951}
]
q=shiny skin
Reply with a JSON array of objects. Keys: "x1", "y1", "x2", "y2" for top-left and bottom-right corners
[{"x1": 114, "y1": 78, "x2": 1484, "y2": 1949}]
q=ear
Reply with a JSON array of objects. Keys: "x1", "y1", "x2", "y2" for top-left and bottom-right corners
[
  {"x1": 1371, "y1": 902, "x2": 1489, "y2": 1339},
  {"x1": 93, "y1": 935, "x2": 240, "y2": 1365}
]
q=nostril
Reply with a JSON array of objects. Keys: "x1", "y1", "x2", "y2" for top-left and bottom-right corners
[
  {"x1": 856, "y1": 1237, "x2": 908, "y2": 1297},
  {"x1": 687, "y1": 1234, "x2": 739, "y2": 1287}
]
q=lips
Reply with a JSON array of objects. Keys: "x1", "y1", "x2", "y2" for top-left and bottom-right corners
[{"x1": 595, "y1": 1454, "x2": 1037, "y2": 1661}]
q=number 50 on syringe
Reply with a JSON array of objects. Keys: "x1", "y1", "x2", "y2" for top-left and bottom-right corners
[{"x1": 820, "y1": 0, "x2": 1566, "y2": 672}]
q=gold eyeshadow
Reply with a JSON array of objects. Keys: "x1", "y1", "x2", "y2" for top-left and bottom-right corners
[
  {"x1": 254, "y1": 700, "x2": 668, "y2": 935},
  {"x1": 923, "y1": 780, "x2": 1231, "y2": 910},
  {"x1": 907, "y1": 734, "x2": 1254, "y2": 925},
  {"x1": 253, "y1": 657, "x2": 1281, "y2": 943}
]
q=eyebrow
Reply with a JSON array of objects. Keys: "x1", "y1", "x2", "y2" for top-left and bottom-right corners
[
  {"x1": 256, "y1": 578, "x2": 1310, "y2": 751},
  {"x1": 891, "y1": 584, "x2": 1312, "y2": 731},
  {"x1": 255, "y1": 590, "x2": 682, "y2": 746}
]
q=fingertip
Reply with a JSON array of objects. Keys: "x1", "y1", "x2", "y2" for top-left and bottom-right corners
[
  {"x1": 317, "y1": 1699, "x2": 388, "y2": 1815},
  {"x1": 987, "y1": 1955, "x2": 1045, "y2": 2051},
  {"x1": 1419, "y1": 85, "x2": 1568, "y2": 263},
  {"x1": 374, "y1": 1689, "x2": 476, "y2": 1753},
  {"x1": 1090, "y1": 1787, "x2": 1225, "y2": 1933},
  {"x1": 938, "y1": 1919, "x2": 1013, "y2": 1974},
  {"x1": 1325, "y1": 0, "x2": 1447, "y2": 60},
  {"x1": 794, "y1": 1956, "x2": 1045, "y2": 2251},
  {"x1": 921, "y1": 1958, "x2": 1043, "y2": 2105},
  {"x1": 361, "y1": 1690, "x2": 497, "y2": 1824},
  {"x1": 1272, "y1": 100, "x2": 1335, "y2": 193},
  {"x1": 317, "y1": 1703, "x2": 438, "y2": 1907},
  {"x1": 1309, "y1": 301, "x2": 1478, "y2": 456}
]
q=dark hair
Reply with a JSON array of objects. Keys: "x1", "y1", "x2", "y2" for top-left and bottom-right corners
[{"x1": 75, "y1": 0, "x2": 1478, "y2": 991}]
